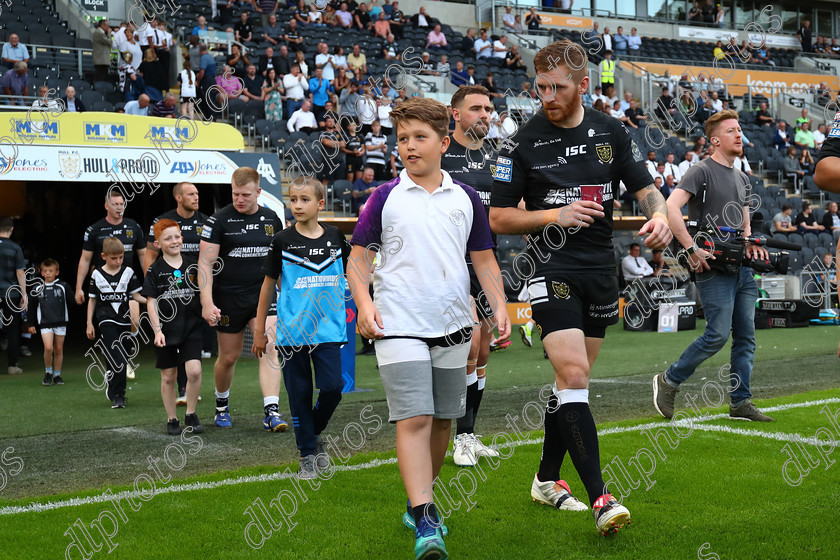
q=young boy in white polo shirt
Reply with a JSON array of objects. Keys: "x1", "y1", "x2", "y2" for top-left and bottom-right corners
[{"x1": 349, "y1": 97, "x2": 510, "y2": 560}]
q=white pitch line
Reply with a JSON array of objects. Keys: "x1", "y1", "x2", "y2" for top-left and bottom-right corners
[{"x1": 2, "y1": 398, "x2": 837, "y2": 517}]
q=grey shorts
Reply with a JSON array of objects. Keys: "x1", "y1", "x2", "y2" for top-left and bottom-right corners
[{"x1": 376, "y1": 328, "x2": 472, "y2": 423}]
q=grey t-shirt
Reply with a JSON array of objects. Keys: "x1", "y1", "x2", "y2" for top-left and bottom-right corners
[
  {"x1": 678, "y1": 157, "x2": 750, "y2": 233},
  {"x1": 771, "y1": 211, "x2": 791, "y2": 233}
]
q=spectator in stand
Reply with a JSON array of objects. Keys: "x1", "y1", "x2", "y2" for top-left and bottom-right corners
[
  {"x1": 733, "y1": 150, "x2": 751, "y2": 175},
  {"x1": 450, "y1": 60, "x2": 469, "y2": 87},
  {"x1": 558, "y1": 0, "x2": 573, "y2": 14},
  {"x1": 323, "y1": 5, "x2": 338, "y2": 27},
  {"x1": 331, "y1": 45, "x2": 348, "y2": 75},
  {"x1": 602, "y1": 27, "x2": 613, "y2": 53},
  {"x1": 383, "y1": 0, "x2": 394, "y2": 15},
  {"x1": 150, "y1": 92, "x2": 177, "y2": 118},
  {"x1": 492, "y1": 35, "x2": 509, "y2": 61},
  {"x1": 610, "y1": 100, "x2": 633, "y2": 126},
  {"x1": 796, "y1": 202, "x2": 824, "y2": 236},
  {"x1": 583, "y1": 22, "x2": 601, "y2": 58},
  {"x1": 187, "y1": 36, "x2": 201, "y2": 74},
  {"x1": 715, "y1": 3, "x2": 725, "y2": 28},
  {"x1": 591, "y1": 84, "x2": 607, "y2": 106},
  {"x1": 309, "y1": 67, "x2": 334, "y2": 123},
  {"x1": 339, "y1": 79, "x2": 360, "y2": 117},
  {"x1": 506, "y1": 45, "x2": 525, "y2": 70},
  {"x1": 795, "y1": 121, "x2": 816, "y2": 153},
  {"x1": 771, "y1": 205, "x2": 797, "y2": 233},
  {"x1": 285, "y1": 18, "x2": 305, "y2": 52},
  {"x1": 283, "y1": 63, "x2": 309, "y2": 117},
  {"x1": 292, "y1": 0, "x2": 308, "y2": 25},
  {"x1": 474, "y1": 29, "x2": 492, "y2": 59},
  {"x1": 755, "y1": 45, "x2": 774, "y2": 66},
  {"x1": 308, "y1": 3, "x2": 326, "y2": 27},
  {"x1": 374, "y1": 11, "x2": 392, "y2": 39},
  {"x1": 436, "y1": 54, "x2": 450, "y2": 76},
  {"x1": 627, "y1": 27, "x2": 642, "y2": 50},
  {"x1": 419, "y1": 51, "x2": 437, "y2": 75},
  {"x1": 755, "y1": 101, "x2": 774, "y2": 126},
  {"x1": 151, "y1": 21, "x2": 172, "y2": 83},
  {"x1": 814, "y1": 123, "x2": 827, "y2": 151},
  {"x1": 817, "y1": 81, "x2": 832, "y2": 106},
  {"x1": 369, "y1": 0, "x2": 383, "y2": 18},
  {"x1": 814, "y1": 36, "x2": 830, "y2": 56},
  {"x1": 773, "y1": 121, "x2": 791, "y2": 151},
  {"x1": 196, "y1": 43, "x2": 217, "y2": 118},
  {"x1": 618, "y1": 91, "x2": 633, "y2": 112},
  {"x1": 118, "y1": 53, "x2": 145, "y2": 101},
  {"x1": 124, "y1": 94, "x2": 150, "y2": 116},
  {"x1": 412, "y1": 6, "x2": 432, "y2": 29},
  {"x1": 822, "y1": 201, "x2": 840, "y2": 233},
  {"x1": 354, "y1": 3, "x2": 373, "y2": 31},
  {"x1": 234, "y1": 11, "x2": 254, "y2": 43},
  {"x1": 347, "y1": 44, "x2": 367, "y2": 75},
  {"x1": 92, "y1": 20, "x2": 112, "y2": 83},
  {"x1": 663, "y1": 153, "x2": 681, "y2": 183},
  {"x1": 364, "y1": 121, "x2": 388, "y2": 179},
  {"x1": 622, "y1": 243, "x2": 654, "y2": 280},
  {"x1": 708, "y1": 90, "x2": 722, "y2": 113},
  {"x1": 661, "y1": 175, "x2": 676, "y2": 198},
  {"x1": 139, "y1": 48, "x2": 168, "y2": 101},
  {"x1": 649, "y1": 249, "x2": 670, "y2": 277},
  {"x1": 644, "y1": 150, "x2": 658, "y2": 177},
  {"x1": 294, "y1": 50, "x2": 309, "y2": 76},
  {"x1": 216, "y1": 65, "x2": 244, "y2": 105},
  {"x1": 797, "y1": 20, "x2": 813, "y2": 53},
  {"x1": 253, "y1": 0, "x2": 280, "y2": 29},
  {"x1": 61, "y1": 86, "x2": 85, "y2": 113},
  {"x1": 526, "y1": 8, "x2": 541, "y2": 32},
  {"x1": 241, "y1": 64, "x2": 263, "y2": 103},
  {"x1": 262, "y1": 68, "x2": 284, "y2": 120},
  {"x1": 178, "y1": 59, "x2": 198, "y2": 119},
  {"x1": 783, "y1": 146, "x2": 805, "y2": 187},
  {"x1": 31, "y1": 85, "x2": 60, "y2": 111},
  {"x1": 262, "y1": 14, "x2": 284, "y2": 45},
  {"x1": 121, "y1": 30, "x2": 143, "y2": 72},
  {"x1": 832, "y1": 38, "x2": 840, "y2": 57},
  {"x1": 502, "y1": 6, "x2": 516, "y2": 32},
  {"x1": 713, "y1": 40, "x2": 725, "y2": 60},
  {"x1": 655, "y1": 86, "x2": 677, "y2": 119},
  {"x1": 226, "y1": 44, "x2": 250, "y2": 79},
  {"x1": 796, "y1": 108, "x2": 810, "y2": 127},
  {"x1": 481, "y1": 71, "x2": 503, "y2": 98},
  {"x1": 689, "y1": 2, "x2": 702, "y2": 24},
  {"x1": 351, "y1": 167, "x2": 378, "y2": 215},
  {"x1": 315, "y1": 43, "x2": 338, "y2": 83},
  {"x1": 287, "y1": 99, "x2": 318, "y2": 133},
  {"x1": 701, "y1": 0, "x2": 715, "y2": 25},
  {"x1": 382, "y1": 33, "x2": 400, "y2": 60},
  {"x1": 336, "y1": 2, "x2": 354, "y2": 28},
  {"x1": 426, "y1": 24, "x2": 449, "y2": 51},
  {"x1": 462, "y1": 28, "x2": 476, "y2": 55},
  {"x1": 800, "y1": 148, "x2": 815, "y2": 176},
  {"x1": 389, "y1": 1, "x2": 405, "y2": 38},
  {"x1": 678, "y1": 151, "x2": 695, "y2": 176},
  {"x1": 464, "y1": 64, "x2": 477, "y2": 86},
  {"x1": 614, "y1": 26, "x2": 628, "y2": 53},
  {"x1": 599, "y1": 50, "x2": 615, "y2": 92},
  {"x1": 624, "y1": 99, "x2": 645, "y2": 128}
]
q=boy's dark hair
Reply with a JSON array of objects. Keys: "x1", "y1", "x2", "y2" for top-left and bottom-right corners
[
  {"x1": 390, "y1": 97, "x2": 449, "y2": 139},
  {"x1": 450, "y1": 85, "x2": 491, "y2": 109},
  {"x1": 781, "y1": 204, "x2": 791, "y2": 212},
  {"x1": 153, "y1": 219, "x2": 180, "y2": 241},
  {"x1": 0, "y1": 215, "x2": 13, "y2": 233},
  {"x1": 40, "y1": 258, "x2": 59, "y2": 270},
  {"x1": 102, "y1": 237, "x2": 124, "y2": 256},
  {"x1": 289, "y1": 176, "x2": 325, "y2": 202}
]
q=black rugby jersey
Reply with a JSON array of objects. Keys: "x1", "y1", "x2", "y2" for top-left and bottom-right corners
[
  {"x1": 34, "y1": 280, "x2": 71, "y2": 328},
  {"x1": 141, "y1": 255, "x2": 201, "y2": 345},
  {"x1": 148, "y1": 209, "x2": 209, "y2": 257},
  {"x1": 88, "y1": 266, "x2": 141, "y2": 326},
  {"x1": 82, "y1": 218, "x2": 146, "y2": 270},
  {"x1": 491, "y1": 107, "x2": 651, "y2": 273},
  {"x1": 200, "y1": 204, "x2": 283, "y2": 291},
  {"x1": 442, "y1": 136, "x2": 495, "y2": 212}
]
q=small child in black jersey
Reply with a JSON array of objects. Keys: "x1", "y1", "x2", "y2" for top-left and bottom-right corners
[
  {"x1": 33, "y1": 258, "x2": 71, "y2": 386},
  {"x1": 142, "y1": 219, "x2": 204, "y2": 435},
  {"x1": 86, "y1": 237, "x2": 143, "y2": 409}
]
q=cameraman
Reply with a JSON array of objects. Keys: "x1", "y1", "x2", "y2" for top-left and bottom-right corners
[{"x1": 653, "y1": 110, "x2": 773, "y2": 423}]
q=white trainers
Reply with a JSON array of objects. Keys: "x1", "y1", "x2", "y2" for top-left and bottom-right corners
[
  {"x1": 519, "y1": 323, "x2": 533, "y2": 347},
  {"x1": 453, "y1": 433, "x2": 478, "y2": 467},
  {"x1": 472, "y1": 434, "x2": 500, "y2": 458},
  {"x1": 593, "y1": 494, "x2": 631, "y2": 535},
  {"x1": 530, "y1": 474, "x2": 588, "y2": 511},
  {"x1": 201, "y1": 351, "x2": 212, "y2": 359},
  {"x1": 126, "y1": 365, "x2": 136, "y2": 380}
]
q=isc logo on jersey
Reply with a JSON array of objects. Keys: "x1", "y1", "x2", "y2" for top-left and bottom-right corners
[
  {"x1": 565, "y1": 145, "x2": 586, "y2": 157},
  {"x1": 493, "y1": 156, "x2": 512, "y2": 182}
]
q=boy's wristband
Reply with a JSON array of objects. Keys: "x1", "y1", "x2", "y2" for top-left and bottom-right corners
[{"x1": 652, "y1": 211, "x2": 668, "y2": 222}]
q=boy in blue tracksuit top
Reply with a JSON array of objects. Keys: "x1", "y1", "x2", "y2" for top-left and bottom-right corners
[{"x1": 253, "y1": 176, "x2": 351, "y2": 479}]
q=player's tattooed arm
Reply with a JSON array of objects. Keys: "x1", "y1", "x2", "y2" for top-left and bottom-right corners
[
  {"x1": 634, "y1": 184, "x2": 668, "y2": 221},
  {"x1": 634, "y1": 184, "x2": 673, "y2": 250}
]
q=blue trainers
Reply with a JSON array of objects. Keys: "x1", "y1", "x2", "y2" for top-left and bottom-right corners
[
  {"x1": 263, "y1": 411, "x2": 288, "y2": 432},
  {"x1": 403, "y1": 500, "x2": 449, "y2": 536},
  {"x1": 214, "y1": 407, "x2": 232, "y2": 428},
  {"x1": 414, "y1": 516, "x2": 447, "y2": 560}
]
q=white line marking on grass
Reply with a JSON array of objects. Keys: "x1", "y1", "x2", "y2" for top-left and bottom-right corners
[{"x1": 2, "y1": 398, "x2": 837, "y2": 517}]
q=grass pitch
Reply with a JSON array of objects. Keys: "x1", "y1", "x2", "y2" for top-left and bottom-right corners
[{"x1": 0, "y1": 322, "x2": 838, "y2": 559}]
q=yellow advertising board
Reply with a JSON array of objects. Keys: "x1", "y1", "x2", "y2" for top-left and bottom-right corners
[
  {"x1": 536, "y1": 13, "x2": 593, "y2": 29},
  {"x1": 2, "y1": 111, "x2": 244, "y2": 151},
  {"x1": 619, "y1": 61, "x2": 839, "y2": 97}
]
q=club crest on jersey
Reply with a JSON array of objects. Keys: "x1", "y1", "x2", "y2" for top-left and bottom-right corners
[
  {"x1": 125, "y1": 230, "x2": 134, "y2": 238},
  {"x1": 596, "y1": 144, "x2": 613, "y2": 164},
  {"x1": 264, "y1": 225, "x2": 274, "y2": 237},
  {"x1": 196, "y1": 226, "x2": 203, "y2": 237},
  {"x1": 552, "y1": 281, "x2": 570, "y2": 300}
]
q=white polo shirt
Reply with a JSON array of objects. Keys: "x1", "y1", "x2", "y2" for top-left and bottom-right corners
[{"x1": 350, "y1": 169, "x2": 494, "y2": 337}]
